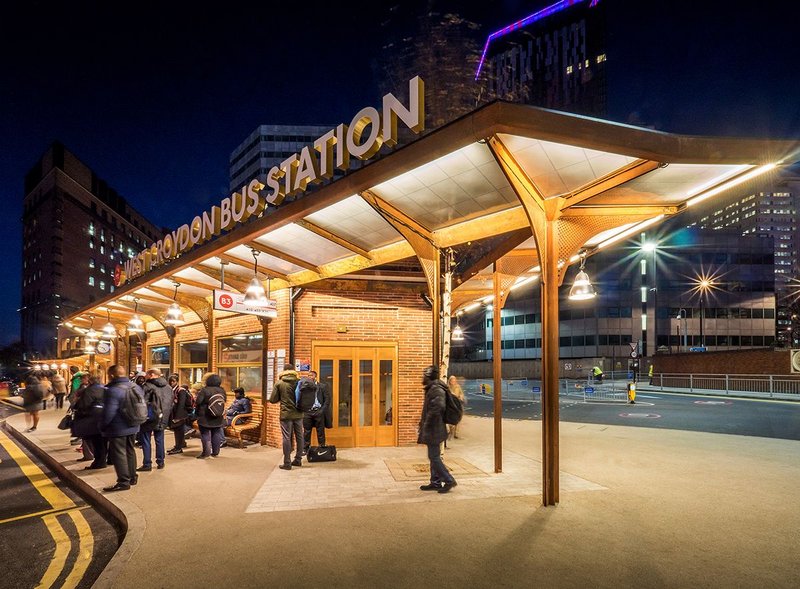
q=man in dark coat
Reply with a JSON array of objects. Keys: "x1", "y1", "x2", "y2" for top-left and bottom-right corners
[
  {"x1": 299, "y1": 370, "x2": 330, "y2": 455},
  {"x1": 136, "y1": 368, "x2": 174, "y2": 471},
  {"x1": 195, "y1": 373, "x2": 226, "y2": 459},
  {"x1": 167, "y1": 373, "x2": 193, "y2": 455},
  {"x1": 22, "y1": 375, "x2": 46, "y2": 431},
  {"x1": 418, "y1": 365, "x2": 457, "y2": 494},
  {"x1": 101, "y1": 364, "x2": 140, "y2": 492},
  {"x1": 269, "y1": 364, "x2": 303, "y2": 470},
  {"x1": 71, "y1": 375, "x2": 107, "y2": 469}
]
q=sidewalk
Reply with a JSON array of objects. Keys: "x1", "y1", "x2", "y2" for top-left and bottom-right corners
[{"x1": 5, "y1": 405, "x2": 800, "y2": 588}]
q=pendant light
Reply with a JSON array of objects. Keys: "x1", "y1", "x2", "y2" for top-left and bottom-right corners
[
  {"x1": 127, "y1": 297, "x2": 145, "y2": 333},
  {"x1": 165, "y1": 282, "x2": 185, "y2": 325},
  {"x1": 243, "y1": 248, "x2": 269, "y2": 307},
  {"x1": 452, "y1": 311, "x2": 465, "y2": 341},
  {"x1": 101, "y1": 309, "x2": 116, "y2": 339},
  {"x1": 568, "y1": 252, "x2": 597, "y2": 301},
  {"x1": 85, "y1": 315, "x2": 99, "y2": 343}
]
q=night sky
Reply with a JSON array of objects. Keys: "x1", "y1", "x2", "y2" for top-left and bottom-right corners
[{"x1": 1, "y1": 1, "x2": 798, "y2": 347}]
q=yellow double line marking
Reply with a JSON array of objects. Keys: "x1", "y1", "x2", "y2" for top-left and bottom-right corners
[{"x1": 0, "y1": 429, "x2": 94, "y2": 589}]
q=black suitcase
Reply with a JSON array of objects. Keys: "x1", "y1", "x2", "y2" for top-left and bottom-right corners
[{"x1": 307, "y1": 445, "x2": 337, "y2": 462}]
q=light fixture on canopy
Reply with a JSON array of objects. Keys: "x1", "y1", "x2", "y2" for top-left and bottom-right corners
[
  {"x1": 243, "y1": 248, "x2": 269, "y2": 307},
  {"x1": 127, "y1": 297, "x2": 145, "y2": 333},
  {"x1": 165, "y1": 282, "x2": 185, "y2": 326},
  {"x1": 568, "y1": 252, "x2": 597, "y2": 301},
  {"x1": 452, "y1": 311, "x2": 465, "y2": 341},
  {"x1": 101, "y1": 309, "x2": 116, "y2": 339},
  {"x1": 85, "y1": 315, "x2": 99, "y2": 343}
]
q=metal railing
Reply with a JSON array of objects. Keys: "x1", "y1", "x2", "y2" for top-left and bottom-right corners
[
  {"x1": 650, "y1": 373, "x2": 800, "y2": 400},
  {"x1": 463, "y1": 372, "x2": 800, "y2": 403}
]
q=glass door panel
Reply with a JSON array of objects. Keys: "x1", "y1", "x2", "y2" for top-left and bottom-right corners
[
  {"x1": 358, "y1": 359, "x2": 373, "y2": 427},
  {"x1": 338, "y1": 359, "x2": 352, "y2": 427}
]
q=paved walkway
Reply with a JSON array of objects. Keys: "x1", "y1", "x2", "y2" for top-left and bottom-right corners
[{"x1": 4, "y1": 403, "x2": 800, "y2": 588}]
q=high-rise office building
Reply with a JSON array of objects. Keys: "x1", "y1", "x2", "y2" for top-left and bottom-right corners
[
  {"x1": 475, "y1": 0, "x2": 608, "y2": 117},
  {"x1": 21, "y1": 142, "x2": 163, "y2": 358},
  {"x1": 229, "y1": 125, "x2": 334, "y2": 192},
  {"x1": 460, "y1": 226, "x2": 776, "y2": 365}
]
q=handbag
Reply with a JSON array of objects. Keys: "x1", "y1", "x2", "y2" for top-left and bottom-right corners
[
  {"x1": 307, "y1": 445, "x2": 337, "y2": 462},
  {"x1": 57, "y1": 412, "x2": 73, "y2": 431}
]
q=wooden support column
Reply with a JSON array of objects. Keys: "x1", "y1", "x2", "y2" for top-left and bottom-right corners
[
  {"x1": 540, "y1": 219, "x2": 560, "y2": 506},
  {"x1": 492, "y1": 266, "x2": 503, "y2": 473},
  {"x1": 166, "y1": 326, "x2": 177, "y2": 375},
  {"x1": 207, "y1": 306, "x2": 215, "y2": 373},
  {"x1": 360, "y1": 189, "x2": 441, "y2": 366},
  {"x1": 259, "y1": 317, "x2": 272, "y2": 446}
]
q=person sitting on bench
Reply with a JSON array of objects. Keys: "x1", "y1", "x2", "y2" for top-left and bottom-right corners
[{"x1": 225, "y1": 388, "x2": 252, "y2": 426}]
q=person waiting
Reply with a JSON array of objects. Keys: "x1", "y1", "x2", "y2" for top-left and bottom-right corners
[{"x1": 226, "y1": 387, "x2": 252, "y2": 426}]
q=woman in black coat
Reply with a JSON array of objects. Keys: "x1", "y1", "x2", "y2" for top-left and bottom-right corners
[
  {"x1": 71, "y1": 376, "x2": 107, "y2": 469},
  {"x1": 22, "y1": 376, "x2": 46, "y2": 432},
  {"x1": 194, "y1": 373, "x2": 226, "y2": 459}
]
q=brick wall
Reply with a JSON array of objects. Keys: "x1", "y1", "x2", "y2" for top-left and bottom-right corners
[
  {"x1": 294, "y1": 287, "x2": 431, "y2": 446},
  {"x1": 654, "y1": 348, "x2": 791, "y2": 375},
  {"x1": 141, "y1": 286, "x2": 431, "y2": 448}
]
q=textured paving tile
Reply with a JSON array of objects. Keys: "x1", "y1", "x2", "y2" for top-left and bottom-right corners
[{"x1": 245, "y1": 445, "x2": 604, "y2": 513}]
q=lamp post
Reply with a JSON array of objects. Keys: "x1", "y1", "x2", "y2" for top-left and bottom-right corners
[
  {"x1": 641, "y1": 240, "x2": 658, "y2": 357},
  {"x1": 698, "y1": 279, "x2": 711, "y2": 348},
  {"x1": 676, "y1": 308, "x2": 688, "y2": 352}
]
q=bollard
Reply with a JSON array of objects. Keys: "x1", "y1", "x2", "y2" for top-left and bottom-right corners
[{"x1": 627, "y1": 381, "x2": 636, "y2": 404}]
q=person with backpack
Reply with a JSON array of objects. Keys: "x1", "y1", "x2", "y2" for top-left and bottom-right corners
[
  {"x1": 71, "y1": 374, "x2": 108, "y2": 470},
  {"x1": 418, "y1": 365, "x2": 457, "y2": 494},
  {"x1": 297, "y1": 371, "x2": 328, "y2": 455},
  {"x1": 136, "y1": 368, "x2": 174, "y2": 472},
  {"x1": 167, "y1": 373, "x2": 193, "y2": 455},
  {"x1": 269, "y1": 364, "x2": 303, "y2": 470},
  {"x1": 101, "y1": 364, "x2": 141, "y2": 492},
  {"x1": 194, "y1": 373, "x2": 227, "y2": 459}
]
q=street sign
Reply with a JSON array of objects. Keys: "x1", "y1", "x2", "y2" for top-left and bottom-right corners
[
  {"x1": 630, "y1": 350, "x2": 639, "y2": 358},
  {"x1": 629, "y1": 342, "x2": 638, "y2": 352},
  {"x1": 585, "y1": 387, "x2": 594, "y2": 394},
  {"x1": 213, "y1": 289, "x2": 277, "y2": 318},
  {"x1": 532, "y1": 386, "x2": 540, "y2": 393},
  {"x1": 689, "y1": 346, "x2": 707, "y2": 352}
]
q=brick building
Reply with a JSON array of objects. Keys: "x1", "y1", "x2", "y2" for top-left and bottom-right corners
[{"x1": 21, "y1": 142, "x2": 163, "y2": 359}]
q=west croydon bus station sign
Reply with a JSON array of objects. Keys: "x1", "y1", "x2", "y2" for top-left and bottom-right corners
[{"x1": 115, "y1": 76, "x2": 426, "y2": 286}]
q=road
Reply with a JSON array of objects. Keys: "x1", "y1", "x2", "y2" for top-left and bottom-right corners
[
  {"x1": 0, "y1": 403, "x2": 120, "y2": 589},
  {"x1": 464, "y1": 389, "x2": 800, "y2": 440}
]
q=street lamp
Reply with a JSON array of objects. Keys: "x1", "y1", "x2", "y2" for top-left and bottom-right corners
[
  {"x1": 698, "y1": 279, "x2": 712, "y2": 348},
  {"x1": 641, "y1": 240, "x2": 658, "y2": 356}
]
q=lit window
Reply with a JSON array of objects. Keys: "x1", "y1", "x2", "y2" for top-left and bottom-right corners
[
  {"x1": 89, "y1": 258, "x2": 95, "y2": 268},
  {"x1": 566, "y1": 65, "x2": 573, "y2": 74},
  {"x1": 88, "y1": 277, "x2": 95, "y2": 286},
  {"x1": 100, "y1": 264, "x2": 106, "y2": 273},
  {"x1": 89, "y1": 239, "x2": 94, "y2": 249},
  {"x1": 99, "y1": 281, "x2": 106, "y2": 291},
  {"x1": 88, "y1": 223, "x2": 95, "y2": 236},
  {"x1": 100, "y1": 245, "x2": 105, "y2": 254}
]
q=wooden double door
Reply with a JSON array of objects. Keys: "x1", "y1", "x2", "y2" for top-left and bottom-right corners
[{"x1": 313, "y1": 342, "x2": 397, "y2": 447}]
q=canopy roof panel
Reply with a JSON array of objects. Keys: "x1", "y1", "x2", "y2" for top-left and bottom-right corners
[
  {"x1": 303, "y1": 195, "x2": 399, "y2": 251},
  {"x1": 64, "y1": 101, "x2": 800, "y2": 326}
]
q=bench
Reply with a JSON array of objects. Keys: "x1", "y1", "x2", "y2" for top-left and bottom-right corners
[{"x1": 224, "y1": 397, "x2": 263, "y2": 448}]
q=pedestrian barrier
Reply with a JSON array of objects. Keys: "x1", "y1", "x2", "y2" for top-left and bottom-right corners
[{"x1": 650, "y1": 373, "x2": 800, "y2": 400}]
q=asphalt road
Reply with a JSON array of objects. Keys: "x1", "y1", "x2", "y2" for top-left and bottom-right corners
[
  {"x1": 0, "y1": 404, "x2": 120, "y2": 589},
  {"x1": 465, "y1": 390, "x2": 800, "y2": 440}
]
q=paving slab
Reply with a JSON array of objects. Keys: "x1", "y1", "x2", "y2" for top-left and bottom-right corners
[{"x1": 5, "y1": 404, "x2": 800, "y2": 588}]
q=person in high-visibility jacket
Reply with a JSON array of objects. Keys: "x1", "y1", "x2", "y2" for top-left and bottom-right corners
[
  {"x1": 591, "y1": 366, "x2": 603, "y2": 383},
  {"x1": 648, "y1": 364, "x2": 654, "y2": 385}
]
